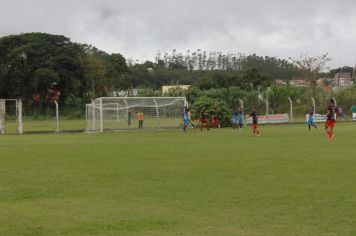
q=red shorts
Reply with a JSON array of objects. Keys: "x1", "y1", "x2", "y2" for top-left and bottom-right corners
[
  {"x1": 252, "y1": 124, "x2": 258, "y2": 130},
  {"x1": 200, "y1": 118, "x2": 208, "y2": 124},
  {"x1": 325, "y1": 120, "x2": 335, "y2": 128}
]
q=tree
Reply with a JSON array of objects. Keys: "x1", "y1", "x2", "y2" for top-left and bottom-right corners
[
  {"x1": 107, "y1": 53, "x2": 129, "y2": 91},
  {"x1": 241, "y1": 67, "x2": 274, "y2": 90},
  {"x1": 291, "y1": 53, "x2": 331, "y2": 96},
  {"x1": 82, "y1": 54, "x2": 108, "y2": 98},
  {"x1": 0, "y1": 33, "x2": 83, "y2": 99}
]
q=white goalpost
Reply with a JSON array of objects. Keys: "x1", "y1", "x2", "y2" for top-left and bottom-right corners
[
  {"x1": 54, "y1": 100, "x2": 60, "y2": 133},
  {"x1": 0, "y1": 99, "x2": 23, "y2": 134},
  {"x1": 86, "y1": 97, "x2": 187, "y2": 132}
]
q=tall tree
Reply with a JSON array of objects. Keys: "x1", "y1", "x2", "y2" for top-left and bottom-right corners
[{"x1": 292, "y1": 53, "x2": 331, "y2": 96}]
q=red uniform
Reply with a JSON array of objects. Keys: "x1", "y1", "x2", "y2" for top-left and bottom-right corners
[
  {"x1": 199, "y1": 111, "x2": 209, "y2": 131},
  {"x1": 325, "y1": 105, "x2": 337, "y2": 128},
  {"x1": 212, "y1": 115, "x2": 218, "y2": 127},
  {"x1": 325, "y1": 104, "x2": 338, "y2": 140},
  {"x1": 249, "y1": 110, "x2": 260, "y2": 136},
  {"x1": 200, "y1": 117, "x2": 208, "y2": 124},
  {"x1": 325, "y1": 120, "x2": 335, "y2": 128},
  {"x1": 199, "y1": 111, "x2": 208, "y2": 124}
]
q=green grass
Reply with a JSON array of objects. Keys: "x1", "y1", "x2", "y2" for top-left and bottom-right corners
[
  {"x1": 0, "y1": 123, "x2": 356, "y2": 235},
  {"x1": 5, "y1": 119, "x2": 87, "y2": 134},
  {"x1": 4, "y1": 118, "x2": 182, "y2": 134}
]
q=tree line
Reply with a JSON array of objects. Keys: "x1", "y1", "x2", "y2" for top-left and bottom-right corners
[{"x1": 0, "y1": 32, "x2": 354, "y2": 118}]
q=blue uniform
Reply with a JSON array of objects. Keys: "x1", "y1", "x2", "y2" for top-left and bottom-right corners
[
  {"x1": 183, "y1": 112, "x2": 189, "y2": 125},
  {"x1": 231, "y1": 111, "x2": 238, "y2": 124},
  {"x1": 307, "y1": 109, "x2": 314, "y2": 125},
  {"x1": 238, "y1": 111, "x2": 244, "y2": 124},
  {"x1": 307, "y1": 115, "x2": 313, "y2": 125},
  {"x1": 307, "y1": 107, "x2": 318, "y2": 130}
]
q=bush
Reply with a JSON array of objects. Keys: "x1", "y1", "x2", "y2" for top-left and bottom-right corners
[{"x1": 190, "y1": 95, "x2": 230, "y2": 127}]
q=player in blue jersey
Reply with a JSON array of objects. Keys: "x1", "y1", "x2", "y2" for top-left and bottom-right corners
[
  {"x1": 307, "y1": 106, "x2": 317, "y2": 130},
  {"x1": 183, "y1": 107, "x2": 189, "y2": 132},
  {"x1": 231, "y1": 109, "x2": 238, "y2": 130},
  {"x1": 238, "y1": 107, "x2": 244, "y2": 128}
]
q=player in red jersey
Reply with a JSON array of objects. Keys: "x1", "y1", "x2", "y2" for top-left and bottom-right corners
[
  {"x1": 199, "y1": 109, "x2": 209, "y2": 131},
  {"x1": 246, "y1": 107, "x2": 260, "y2": 136},
  {"x1": 325, "y1": 99, "x2": 338, "y2": 141},
  {"x1": 211, "y1": 112, "x2": 219, "y2": 128}
]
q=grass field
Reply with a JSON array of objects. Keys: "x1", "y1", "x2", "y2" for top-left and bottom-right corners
[
  {"x1": 1, "y1": 123, "x2": 356, "y2": 235},
  {"x1": 4, "y1": 119, "x2": 87, "y2": 134}
]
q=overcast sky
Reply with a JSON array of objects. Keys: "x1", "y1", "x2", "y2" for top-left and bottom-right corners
[{"x1": 1, "y1": 0, "x2": 356, "y2": 68}]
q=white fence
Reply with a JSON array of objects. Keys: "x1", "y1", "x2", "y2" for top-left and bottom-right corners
[{"x1": 246, "y1": 114, "x2": 289, "y2": 124}]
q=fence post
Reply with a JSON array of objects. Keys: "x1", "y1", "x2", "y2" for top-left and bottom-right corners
[
  {"x1": 264, "y1": 99, "x2": 269, "y2": 116},
  {"x1": 332, "y1": 97, "x2": 337, "y2": 107},
  {"x1": 311, "y1": 97, "x2": 316, "y2": 114},
  {"x1": 239, "y1": 99, "x2": 244, "y2": 110},
  {"x1": 288, "y1": 97, "x2": 293, "y2": 122}
]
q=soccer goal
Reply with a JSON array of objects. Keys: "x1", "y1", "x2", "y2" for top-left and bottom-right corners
[
  {"x1": 0, "y1": 99, "x2": 23, "y2": 134},
  {"x1": 86, "y1": 97, "x2": 187, "y2": 132}
]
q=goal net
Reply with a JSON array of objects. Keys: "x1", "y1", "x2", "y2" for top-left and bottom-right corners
[
  {"x1": 86, "y1": 97, "x2": 187, "y2": 132},
  {"x1": 0, "y1": 99, "x2": 23, "y2": 134}
]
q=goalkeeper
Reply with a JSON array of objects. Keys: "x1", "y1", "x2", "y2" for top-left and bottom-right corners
[{"x1": 136, "y1": 111, "x2": 144, "y2": 129}]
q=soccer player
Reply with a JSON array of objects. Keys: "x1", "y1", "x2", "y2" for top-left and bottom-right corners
[
  {"x1": 231, "y1": 109, "x2": 238, "y2": 130},
  {"x1": 136, "y1": 111, "x2": 144, "y2": 129},
  {"x1": 307, "y1": 106, "x2": 317, "y2": 130},
  {"x1": 211, "y1": 112, "x2": 219, "y2": 128},
  {"x1": 183, "y1": 108, "x2": 189, "y2": 131},
  {"x1": 188, "y1": 109, "x2": 195, "y2": 128},
  {"x1": 199, "y1": 109, "x2": 209, "y2": 131},
  {"x1": 246, "y1": 107, "x2": 260, "y2": 136},
  {"x1": 238, "y1": 107, "x2": 244, "y2": 128},
  {"x1": 325, "y1": 99, "x2": 338, "y2": 141}
]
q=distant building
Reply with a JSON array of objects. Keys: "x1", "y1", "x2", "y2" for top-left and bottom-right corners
[
  {"x1": 290, "y1": 79, "x2": 310, "y2": 87},
  {"x1": 112, "y1": 89, "x2": 141, "y2": 97},
  {"x1": 334, "y1": 73, "x2": 352, "y2": 88},
  {"x1": 162, "y1": 85, "x2": 190, "y2": 94}
]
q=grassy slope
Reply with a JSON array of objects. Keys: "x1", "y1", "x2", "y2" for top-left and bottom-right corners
[{"x1": 0, "y1": 123, "x2": 355, "y2": 235}]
